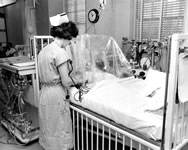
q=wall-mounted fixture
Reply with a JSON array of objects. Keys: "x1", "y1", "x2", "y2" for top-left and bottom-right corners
[
  {"x1": 0, "y1": 0, "x2": 16, "y2": 8},
  {"x1": 99, "y1": 0, "x2": 106, "y2": 9}
]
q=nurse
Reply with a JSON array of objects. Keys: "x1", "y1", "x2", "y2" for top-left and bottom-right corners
[{"x1": 37, "y1": 13, "x2": 79, "y2": 150}]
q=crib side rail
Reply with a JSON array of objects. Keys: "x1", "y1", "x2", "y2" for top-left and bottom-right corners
[
  {"x1": 29, "y1": 35, "x2": 54, "y2": 107},
  {"x1": 70, "y1": 105, "x2": 161, "y2": 150},
  {"x1": 172, "y1": 102, "x2": 188, "y2": 150},
  {"x1": 165, "y1": 33, "x2": 188, "y2": 150}
]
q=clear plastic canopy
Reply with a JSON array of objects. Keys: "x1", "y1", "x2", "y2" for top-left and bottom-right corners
[{"x1": 68, "y1": 34, "x2": 132, "y2": 84}]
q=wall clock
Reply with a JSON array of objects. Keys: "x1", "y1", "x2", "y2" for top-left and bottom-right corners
[{"x1": 88, "y1": 9, "x2": 100, "y2": 24}]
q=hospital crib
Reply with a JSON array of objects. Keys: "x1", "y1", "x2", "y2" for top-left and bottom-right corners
[{"x1": 30, "y1": 34, "x2": 188, "y2": 150}]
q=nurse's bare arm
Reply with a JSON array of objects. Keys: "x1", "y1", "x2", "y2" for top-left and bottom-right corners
[{"x1": 58, "y1": 61, "x2": 75, "y2": 89}]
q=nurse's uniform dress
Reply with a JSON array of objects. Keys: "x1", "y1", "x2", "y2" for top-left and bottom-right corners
[{"x1": 38, "y1": 42, "x2": 73, "y2": 150}]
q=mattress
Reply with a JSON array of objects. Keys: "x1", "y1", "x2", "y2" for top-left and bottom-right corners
[{"x1": 70, "y1": 69, "x2": 166, "y2": 141}]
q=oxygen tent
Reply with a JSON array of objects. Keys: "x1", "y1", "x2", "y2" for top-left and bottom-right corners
[{"x1": 69, "y1": 34, "x2": 132, "y2": 85}]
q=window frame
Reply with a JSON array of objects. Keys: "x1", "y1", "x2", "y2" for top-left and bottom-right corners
[
  {"x1": 63, "y1": 0, "x2": 86, "y2": 34},
  {"x1": 134, "y1": 0, "x2": 186, "y2": 41},
  {"x1": 0, "y1": 12, "x2": 8, "y2": 45}
]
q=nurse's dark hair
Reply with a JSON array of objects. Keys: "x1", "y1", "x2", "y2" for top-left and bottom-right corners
[{"x1": 50, "y1": 21, "x2": 79, "y2": 40}]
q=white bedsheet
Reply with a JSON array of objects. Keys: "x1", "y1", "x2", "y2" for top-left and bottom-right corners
[{"x1": 70, "y1": 70, "x2": 166, "y2": 141}]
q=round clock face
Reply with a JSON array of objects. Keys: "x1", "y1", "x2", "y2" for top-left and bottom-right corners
[{"x1": 88, "y1": 9, "x2": 99, "y2": 23}]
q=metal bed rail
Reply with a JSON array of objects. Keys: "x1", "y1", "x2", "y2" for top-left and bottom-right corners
[
  {"x1": 172, "y1": 102, "x2": 188, "y2": 150},
  {"x1": 29, "y1": 35, "x2": 54, "y2": 107},
  {"x1": 70, "y1": 104, "x2": 161, "y2": 150},
  {"x1": 164, "y1": 33, "x2": 188, "y2": 150}
]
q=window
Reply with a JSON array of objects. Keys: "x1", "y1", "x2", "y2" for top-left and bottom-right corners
[
  {"x1": 63, "y1": 0, "x2": 86, "y2": 34},
  {"x1": 134, "y1": 0, "x2": 185, "y2": 41},
  {"x1": 0, "y1": 13, "x2": 7, "y2": 45}
]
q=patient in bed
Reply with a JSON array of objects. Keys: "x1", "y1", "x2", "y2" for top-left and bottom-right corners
[
  {"x1": 73, "y1": 62, "x2": 117, "y2": 87},
  {"x1": 89, "y1": 58, "x2": 131, "y2": 85},
  {"x1": 72, "y1": 53, "x2": 132, "y2": 88}
]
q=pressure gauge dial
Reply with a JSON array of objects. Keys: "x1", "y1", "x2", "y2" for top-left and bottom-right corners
[{"x1": 140, "y1": 57, "x2": 151, "y2": 70}]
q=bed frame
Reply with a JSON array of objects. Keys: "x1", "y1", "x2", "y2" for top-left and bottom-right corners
[
  {"x1": 163, "y1": 33, "x2": 188, "y2": 150},
  {"x1": 31, "y1": 34, "x2": 188, "y2": 150}
]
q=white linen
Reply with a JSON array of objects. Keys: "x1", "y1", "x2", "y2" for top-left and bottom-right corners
[
  {"x1": 178, "y1": 53, "x2": 188, "y2": 103},
  {"x1": 142, "y1": 69, "x2": 166, "y2": 97},
  {"x1": 70, "y1": 76, "x2": 164, "y2": 140},
  {"x1": 140, "y1": 69, "x2": 166, "y2": 110}
]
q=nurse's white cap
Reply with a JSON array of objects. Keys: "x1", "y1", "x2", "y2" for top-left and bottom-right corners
[{"x1": 49, "y1": 13, "x2": 69, "y2": 26}]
